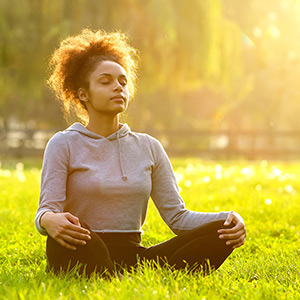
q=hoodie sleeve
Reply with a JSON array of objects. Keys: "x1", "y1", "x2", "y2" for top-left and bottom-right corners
[
  {"x1": 35, "y1": 132, "x2": 69, "y2": 235},
  {"x1": 148, "y1": 136, "x2": 230, "y2": 235}
]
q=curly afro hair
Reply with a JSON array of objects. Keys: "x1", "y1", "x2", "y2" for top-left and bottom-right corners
[{"x1": 47, "y1": 28, "x2": 139, "y2": 123}]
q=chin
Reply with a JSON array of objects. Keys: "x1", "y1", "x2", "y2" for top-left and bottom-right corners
[
  {"x1": 110, "y1": 107, "x2": 127, "y2": 115},
  {"x1": 115, "y1": 104, "x2": 127, "y2": 113}
]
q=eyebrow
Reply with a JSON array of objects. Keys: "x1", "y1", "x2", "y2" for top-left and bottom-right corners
[{"x1": 96, "y1": 73, "x2": 127, "y2": 78}]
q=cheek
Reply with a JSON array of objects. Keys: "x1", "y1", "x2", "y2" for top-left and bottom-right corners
[
  {"x1": 124, "y1": 86, "x2": 130, "y2": 98},
  {"x1": 89, "y1": 86, "x2": 105, "y2": 98}
]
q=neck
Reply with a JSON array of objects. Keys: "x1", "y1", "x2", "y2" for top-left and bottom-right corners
[{"x1": 86, "y1": 114, "x2": 120, "y2": 137}]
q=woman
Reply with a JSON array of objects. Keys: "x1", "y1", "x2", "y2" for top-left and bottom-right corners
[{"x1": 35, "y1": 29, "x2": 246, "y2": 277}]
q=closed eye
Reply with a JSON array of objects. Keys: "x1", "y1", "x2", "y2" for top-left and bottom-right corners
[
  {"x1": 97, "y1": 74, "x2": 128, "y2": 86},
  {"x1": 119, "y1": 79, "x2": 127, "y2": 86},
  {"x1": 98, "y1": 75, "x2": 111, "y2": 84}
]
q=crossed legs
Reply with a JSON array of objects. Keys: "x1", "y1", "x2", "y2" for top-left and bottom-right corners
[{"x1": 46, "y1": 219, "x2": 233, "y2": 277}]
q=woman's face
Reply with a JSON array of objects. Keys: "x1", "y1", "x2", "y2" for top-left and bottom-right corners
[{"x1": 80, "y1": 60, "x2": 129, "y2": 117}]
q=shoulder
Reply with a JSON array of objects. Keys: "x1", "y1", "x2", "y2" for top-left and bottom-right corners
[
  {"x1": 46, "y1": 131, "x2": 68, "y2": 148},
  {"x1": 44, "y1": 129, "x2": 73, "y2": 157},
  {"x1": 130, "y1": 131, "x2": 168, "y2": 162},
  {"x1": 130, "y1": 131, "x2": 163, "y2": 149},
  {"x1": 42, "y1": 131, "x2": 71, "y2": 168},
  {"x1": 46, "y1": 123, "x2": 81, "y2": 147}
]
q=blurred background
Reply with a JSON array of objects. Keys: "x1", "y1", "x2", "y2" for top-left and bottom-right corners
[{"x1": 1, "y1": 0, "x2": 300, "y2": 159}]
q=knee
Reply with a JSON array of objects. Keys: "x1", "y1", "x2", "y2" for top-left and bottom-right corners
[
  {"x1": 192, "y1": 219, "x2": 227, "y2": 237},
  {"x1": 209, "y1": 219, "x2": 227, "y2": 229},
  {"x1": 191, "y1": 220, "x2": 236, "y2": 252}
]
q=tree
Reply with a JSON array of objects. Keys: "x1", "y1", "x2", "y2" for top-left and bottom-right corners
[{"x1": 0, "y1": 0, "x2": 257, "y2": 132}]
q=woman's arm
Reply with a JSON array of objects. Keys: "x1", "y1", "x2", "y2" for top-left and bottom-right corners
[
  {"x1": 36, "y1": 133, "x2": 90, "y2": 249},
  {"x1": 148, "y1": 136, "x2": 231, "y2": 234}
]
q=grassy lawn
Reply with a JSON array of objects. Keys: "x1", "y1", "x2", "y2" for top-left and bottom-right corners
[{"x1": 0, "y1": 158, "x2": 299, "y2": 299}]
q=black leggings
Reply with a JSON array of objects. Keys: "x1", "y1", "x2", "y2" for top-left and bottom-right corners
[{"x1": 46, "y1": 220, "x2": 233, "y2": 277}]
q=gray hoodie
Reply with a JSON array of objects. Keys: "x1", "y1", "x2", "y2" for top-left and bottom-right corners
[{"x1": 35, "y1": 123, "x2": 229, "y2": 236}]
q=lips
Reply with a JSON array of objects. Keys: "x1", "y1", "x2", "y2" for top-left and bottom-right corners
[{"x1": 111, "y1": 95, "x2": 125, "y2": 101}]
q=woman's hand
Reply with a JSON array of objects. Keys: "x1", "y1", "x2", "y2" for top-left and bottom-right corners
[
  {"x1": 40, "y1": 212, "x2": 91, "y2": 250},
  {"x1": 217, "y1": 212, "x2": 246, "y2": 249}
]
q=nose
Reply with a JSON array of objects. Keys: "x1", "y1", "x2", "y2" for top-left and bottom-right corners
[{"x1": 113, "y1": 80, "x2": 123, "y2": 91}]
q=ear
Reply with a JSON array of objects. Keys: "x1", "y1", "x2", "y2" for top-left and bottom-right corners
[{"x1": 78, "y1": 88, "x2": 89, "y2": 102}]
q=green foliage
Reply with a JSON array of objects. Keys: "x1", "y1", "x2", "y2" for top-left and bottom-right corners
[
  {"x1": 0, "y1": 158, "x2": 299, "y2": 299},
  {"x1": 1, "y1": 0, "x2": 300, "y2": 132},
  {"x1": 0, "y1": 0, "x2": 246, "y2": 130}
]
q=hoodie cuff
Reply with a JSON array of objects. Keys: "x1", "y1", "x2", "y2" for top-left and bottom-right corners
[{"x1": 35, "y1": 210, "x2": 51, "y2": 236}]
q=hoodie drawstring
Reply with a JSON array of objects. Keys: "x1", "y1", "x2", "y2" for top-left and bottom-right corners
[{"x1": 117, "y1": 132, "x2": 128, "y2": 181}]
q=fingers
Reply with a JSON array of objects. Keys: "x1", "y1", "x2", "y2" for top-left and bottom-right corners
[
  {"x1": 232, "y1": 241, "x2": 245, "y2": 249},
  {"x1": 218, "y1": 212, "x2": 247, "y2": 249},
  {"x1": 223, "y1": 213, "x2": 234, "y2": 226},
  {"x1": 227, "y1": 233, "x2": 247, "y2": 249},
  {"x1": 217, "y1": 222, "x2": 245, "y2": 235},
  {"x1": 52, "y1": 224, "x2": 91, "y2": 246},
  {"x1": 219, "y1": 227, "x2": 245, "y2": 239},
  {"x1": 65, "y1": 212, "x2": 81, "y2": 226},
  {"x1": 65, "y1": 213, "x2": 90, "y2": 234},
  {"x1": 54, "y1": 229, "x2": 91, "y2": 250},
  {"x1": 65, "y1": 221, "x2": 91, "y2": 236},
  {"x1": 223, "y1": 211, "x2": 243, "y2": 226},
  {"x1": 56, "y1": 238, "x2": 77, "y2": 251},
  {"x1": 45, "y1": 212, "x2": 92, "y2": 250},
  {"x1": 62, "y1": 233, "x2": 88, "y2": 248},
  {"x1": 219, "y1": 212, "x2": 245, "y2": 234},
  {"x1": 64, "y1": 228, "x2": 91, "y2": 242}
]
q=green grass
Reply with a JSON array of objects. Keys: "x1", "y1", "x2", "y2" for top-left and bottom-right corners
[{"x1": 0, "y1": 158, "x2": 299, "y2": 299}]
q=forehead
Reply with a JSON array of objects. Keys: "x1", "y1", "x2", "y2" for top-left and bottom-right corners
[{"x1": 91, "y1": 60, "x2": 127, "y2": 77}]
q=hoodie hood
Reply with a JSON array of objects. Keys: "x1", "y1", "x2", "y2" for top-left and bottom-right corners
[
  {"x1": 65, "y1": 122, "x2": 131, "y2": 140},
  {"x1": 66, "y1": 122, "x2": 130, "y2": 180}
]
